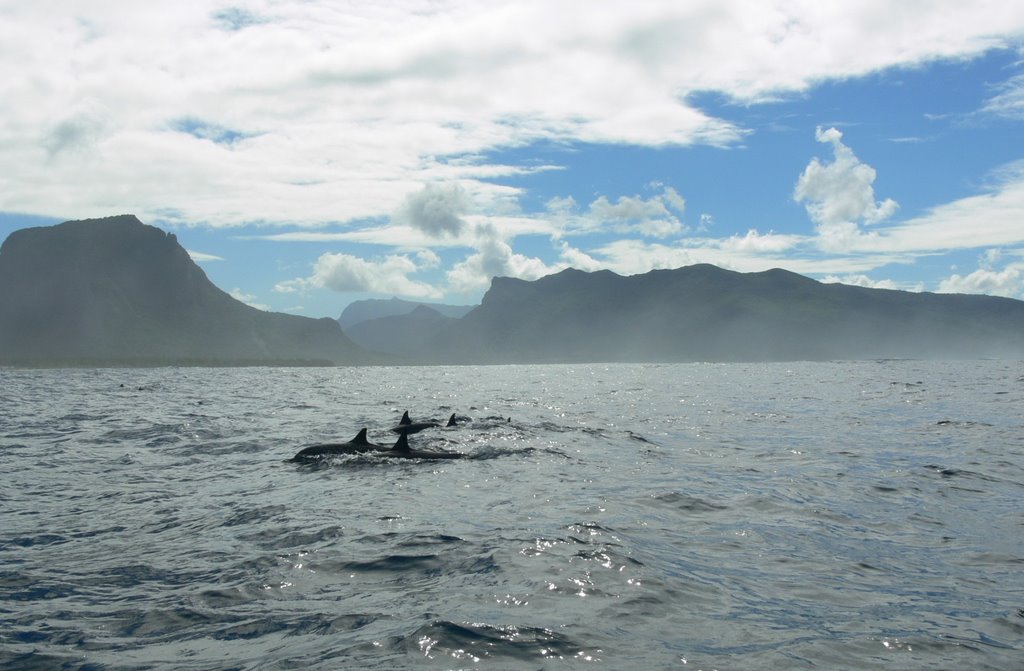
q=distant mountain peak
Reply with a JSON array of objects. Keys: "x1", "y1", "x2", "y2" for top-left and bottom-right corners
[
  {"x1": 338, "y1": 297, "x2": 474, "y2": 329},
  {"x1": 408, "y1": 305, "x2": 444, "y2": 318},
  {"x1": 0, "y1": 215, "x2": 375, "y2": 365}
]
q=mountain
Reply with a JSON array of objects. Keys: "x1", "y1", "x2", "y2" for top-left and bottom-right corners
[
  {"x1": 0, "y1": 215, "x2": 377, "y2": 366},
  {"x1": 338, "y1": 297, "x2": 474, "y2": 329},
  {"x1": 345, "y1": 305, "x2": 458, "y2": 360},
  {"x1": 428, "y1": 265, "x2": 1024, "y2": 363},
  {"x1": 5, "y1": 218, "x2": 1020, "y2": 366}
]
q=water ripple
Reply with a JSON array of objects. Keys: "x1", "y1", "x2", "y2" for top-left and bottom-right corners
[{"x1": 1, "y1": 362, "x2": 1022, "y2": 669}]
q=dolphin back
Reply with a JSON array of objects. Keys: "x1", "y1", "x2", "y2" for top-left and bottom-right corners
[{"x1": 392, "y1": 433, "x2": 411, "y2": 453}]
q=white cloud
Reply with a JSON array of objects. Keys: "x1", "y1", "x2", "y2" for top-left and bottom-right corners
[
  {"x1": 3, "y1": 1, "x2": 1022, "y2": 226},
  {"x1": 982, "y1": 73, "x2": 1024, "y2": 120},
  {"x1": 813, "y1": 221, "x2": 883, "y2": 254},
  {"x1": 937, "y1": 248, "x2": 1024, "y2": 297},
  {"x1": 859, "y1": 161, "x2": 1024, "y2": 253},
  {"x1": 253, "y1": 226, "x2": 464, "y2": 249},
  {"x1": 938, "y1": 263, "x2": 1024, "y2": 297},
  {"x1": 557, "y1": 241, "x2": 605, "y2": 272},
  {"x1": 415, "y1": 248, "x2": 442, "y2": 269},
  {"x1": 275, "y1": 252, "x2": 442, "y2": 299},
  {"x1": 794, "y1": 127, "x2": 898, "y2": 238},
  {"x1": 589, "y1": 236, "x2": 910, "y2": 278},
  {"x1": 587, "y1": 188, "x2": 685, "y2": 238},
  {"x1": 588, "y1": 194, "x2": 669, "y2": 222},
  {"x1": 186, "y1": 249, "x2": 223, "y2": 262},
  {"x1": 819, "y1": 274, "x2": 912, "y2": 291},
  {"x1": 591, "y1": 239, "x2": 702, "y2": 275},
  {"x1": 228, "y1": 288, "x2": 270, "y2": 310},
  {"x1": 546, "y1": 185, "x2": 687, "y2": 238},
  {"x1": 446, "y1": 223, "x2": 561, "y2": 293},
  {"x1": 719, "y1": 229, "x2": 802, "y2": 253},
  {"x1": 546, "y1": 196, "x2": 578, "y2": 217},
  {"x1": 5, "y1": 1, "x2": 1024, "y2": 308}
]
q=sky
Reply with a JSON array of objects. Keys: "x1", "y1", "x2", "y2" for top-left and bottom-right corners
[{"x1": 2, "y1": 1, "x2": 1024, "y2": 319}]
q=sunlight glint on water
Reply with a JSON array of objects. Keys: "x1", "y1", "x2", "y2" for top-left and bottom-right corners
[{"x1": 1, "y1": 361, "x2": 1023, "y2": 669}]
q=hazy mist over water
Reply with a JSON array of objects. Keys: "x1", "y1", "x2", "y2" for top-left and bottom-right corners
[{"x1": 2, "y1": 361, "x2": 1023, "y2": 670}]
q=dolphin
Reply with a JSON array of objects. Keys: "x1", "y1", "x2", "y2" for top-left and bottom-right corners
[
  {"x1": 289, "y1": 428, "x2": 387, "y2": 463},
  {"x1": 392, "y1": 410, "x2": 441, "y2": 435},
  {"x1": 446, "y1": 413, "x2": 471, "y2": 427},
  {"x1": 386, "y1": 432, "x2": 465, "y2": 460}
]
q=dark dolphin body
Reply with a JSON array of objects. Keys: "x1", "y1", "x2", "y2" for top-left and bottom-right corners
[
  {"x1": 392, "y1": 410, "x2": 441, "y2": 435},
  {"x1": 289, "y1": 428, "x2": 387, "y2": 463},
  {"x1": 446, "y1": 413, "x2": 471, "y2": 426},
  {"x1": 290, "y1": 428, "x2": 464, "y2": 463},
  {"x1": 387, "y1": 433, "x2": 465, "y2": 460}
]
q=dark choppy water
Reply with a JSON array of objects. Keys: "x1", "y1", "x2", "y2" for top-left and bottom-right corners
[{"x1": 2, "y1": 361, "x2": 1023, "y2": 670}]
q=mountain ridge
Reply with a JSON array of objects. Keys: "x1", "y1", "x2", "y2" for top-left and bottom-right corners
[
  {"x1": 0, "y1": 215, "x2": 378, "y2": 366},
  {"x1": 427, "y1": 264, "x2": 1024, "y2": 363},
  {"x1": 338, "y1": 297, "x2": 474, "y2": 329},
  {"x1": 2, "y1": 216, "x2": 1023, "y2": 366},
  {"x1": 344, "y1": 305, "x2": 458, "y2": 360}
]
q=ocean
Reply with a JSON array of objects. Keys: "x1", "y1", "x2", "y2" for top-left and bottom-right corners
[{"x1": 2, "y1": 361, "x2": 1023, "y2": 670}]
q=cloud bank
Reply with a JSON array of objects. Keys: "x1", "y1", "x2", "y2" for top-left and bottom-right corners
[
  {"x1": 275, "y1": 253, "x2": 442, "y2": 300},
  {"x1": 3, "y1": 1, "x2": 1024, "y2": 304},
  {"x1": 3, "y1": 1, "x2": 1022, "y2": 227}
]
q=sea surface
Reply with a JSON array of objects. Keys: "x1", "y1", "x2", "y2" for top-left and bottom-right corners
[{"x1": 1, "y1": 361, "x2": 1023, "y2": 670}]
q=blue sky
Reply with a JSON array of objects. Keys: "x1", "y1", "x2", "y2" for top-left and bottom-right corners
[{"x1": 2, "y1": 1, "x2": 1023, "y2": 318}]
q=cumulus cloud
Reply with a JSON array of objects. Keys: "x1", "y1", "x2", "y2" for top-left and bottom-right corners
[
  {"x1": 589, "y1": 240, "x2": 691, "y2": 274},
  {"x1": 5, "y1": 2, "x2": 1019, "y2": 226},
  {"x1": 394, "y1": 183, "x2": 469, "y2": 238},
  {"x1": 547, "y1": 185, "x2": 687, "y2": 238},
  {"x1": 275, "y1": 252, "x2": 442, "y2": 299},
  {"x1": 819, "y1": 274, "x2": 910, "y2": 291},
  {"x1": 938, "y1": 264, "x2": 1024, "y2": 297},
  {"x1": 795, "y1": 127, "x2": 898, "y2": 234},
  {"x1": 415, "y1": 248, "x2": 442, "y2": 269},
  {"x1": 6, "y1": 1, "x2": 1024, "y2": 308},
  {"x1": 588, "y1": 187, "x2": 685, "y2": 237},
  {"x1": 719, "y1": 229, "x2": 802, "y2": 253},
  {"x1": 813, "y1": 221, "x2": 883, "y2": 254},
  {"x1": 937, "y1": 249, "x2": 1024, "y2": 297},
  {"x1": 446, "y1": 223, "x2": 560, "y2": 293},
  {"x1": 557, "y1": 241, "x2": 605, "y2": 272},
  {"x1": 546, "y1": 196, "x2": 578, "y2": 217}
]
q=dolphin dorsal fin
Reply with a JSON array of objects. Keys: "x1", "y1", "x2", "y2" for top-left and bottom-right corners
[
  {"x1": 353, "y1": 428, "x2": 368, "y2": 444},
  {"x1": 393, "y1": 433, "x2": 411, "y2": 453},
  {"x1": 400, "y1": 410, "x2": 411, "y2": 425},
  {"x1": 447, "y1": 413, "x2": 456, "y2": 427}
]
